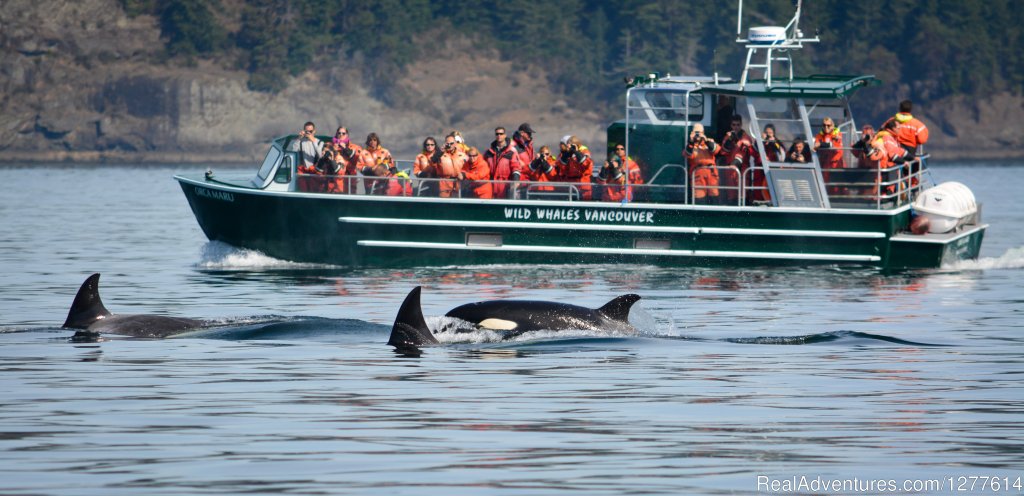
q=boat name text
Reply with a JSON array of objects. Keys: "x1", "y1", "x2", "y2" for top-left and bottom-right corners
[
  {"x1": 504, "y1": 207, "x2": 654, "y2": 224},
  {"x1": 194, "y1": 186, "x2": 235, "y2": 202}
]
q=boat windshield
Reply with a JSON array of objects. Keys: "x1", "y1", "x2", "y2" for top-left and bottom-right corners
[
  {"x1": 256, "y1": 147, "x2": 283, "y2": 183},
  {"x1": 628, "y1": 89, "x2": 704, "y2": 123}
]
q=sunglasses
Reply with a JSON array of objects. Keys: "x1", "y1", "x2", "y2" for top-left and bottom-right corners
[
  {"x1": 615, "y1": 147, "x2": 625, "y2": 151},
  {"x1": 468, "y1": 154, "x2": 479, "y2": 158},
  {"x1": 425, "y1": 143, "x2": 435, "y2": 147},
  {"x1": 495, "y1": 132, "x2": 505, "y2": 136},
  {"x1": 337, "y1": 131, "x2": 347, "y2": 135}
]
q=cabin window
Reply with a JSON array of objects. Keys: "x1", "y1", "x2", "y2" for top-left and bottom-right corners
[
  {"x1": 274, "y1": 155, "x2": 293, "y2": 183},
  {"x1": 628, "y1": 90, "x2": 704, "y2": 124},
  {"x1": 256, "y1": 147, "x2": 283, "y2": 182}
]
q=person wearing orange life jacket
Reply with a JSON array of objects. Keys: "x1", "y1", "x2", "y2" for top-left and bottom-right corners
[
  {"x1": 484, "y1": 127, "x2": 524, "y2": 199},
  {"x1": 328, "y1": 127, "x2": 362, "y2": 194},
  {"x1": 813, "y1": 117, "x2": 846, "y2": 195},
  {"x1": 437, "y1": 134, "x2": 466, "y2": 198},
  {"x1": 599, "y1": 144, "x2": 643, "y2": 202},
  {"x1": 359, "y1": 133, "x2": 393, "y2": 195},
  {"x1": 684, "y1": 123, "x2": 719, "y2": 204},
  {"x1": 360, "y1": 161, "x2": 411, "y2": 196},
  {"x1": 526, "y1": 145, "x2": 558, "y2": 193},
  {"x1": 868, "y1": 120, "x2": 909, "y2": 199},
  {"x1": 459, "y1": 147, "x2": 493, "y2": 199},
  {"x1": 413, "y1": 137, "x2": 441, "y2": 197},
  {"x1": 558, "y1": 136, "x2": 593, "y2": 200},
  {"x1": 513, "y1": 123, "x2": 536, "y2": 168},
  {"x1": 883, "y1": 99, "x2": 929, "y2": 157},
  {"x1": 718, "y1": 115, "x2": 761, "y2": 204}
]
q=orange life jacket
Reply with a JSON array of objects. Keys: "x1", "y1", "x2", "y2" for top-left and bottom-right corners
[
  {"x1": 600, "y1": 157, "x2": 643, "y2": 202},
  {"x1": 886, "y1": 112, "x2": 929, "y2": 150},
  {"x1": 814, "y1": 129, "x2": 845, "y2": 169},
  {"x1": 461, "y1": 155, "x2": 493, "y2": 199}
]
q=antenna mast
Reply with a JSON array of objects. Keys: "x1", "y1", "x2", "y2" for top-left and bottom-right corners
[{"x1": 736, "y1": 0, "x2": 819, "y2": 89}]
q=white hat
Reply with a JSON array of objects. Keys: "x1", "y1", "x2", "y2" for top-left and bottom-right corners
[{"x1": 560, "y1": 135, "x2": 572, "y2": 145}]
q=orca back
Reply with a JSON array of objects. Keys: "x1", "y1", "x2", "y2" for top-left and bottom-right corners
[{"x1": 63, "y1": 273, "x2": 111, "y2": 329}]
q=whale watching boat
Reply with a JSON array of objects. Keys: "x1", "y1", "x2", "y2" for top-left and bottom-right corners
[{"x1": 175, "y1": 2, "x2": 985, "y2": 270}]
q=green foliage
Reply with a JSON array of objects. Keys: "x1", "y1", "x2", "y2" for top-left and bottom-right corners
[
  {"x1": 160, "y1": 0, "x2": 227, "y2": 57},
  {"x1": 134, "y1": 0, "x2": 1024, "y2": 109}
]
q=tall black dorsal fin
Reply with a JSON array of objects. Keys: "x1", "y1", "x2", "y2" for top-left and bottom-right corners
[
  {"x1": 63, "y1": 273, "x2": 112, "y2": 329},
  {"x1": 597, "y1": 294, "x2": 642, "y2": 322},
  {"x1": 387, "y1": 286, "x2": 439, "y2": 349}
]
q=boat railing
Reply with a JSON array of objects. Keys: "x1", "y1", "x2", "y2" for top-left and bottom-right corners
[
  {"x1": 692, "y1": 165, "x2": 742, "y2": 205},
  {"x1": 289, "y1": 158, "x2": 927, "y2": 209}
]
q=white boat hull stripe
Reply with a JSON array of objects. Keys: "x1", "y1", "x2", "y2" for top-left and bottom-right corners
[
  {"x1": 355, "y1": 240, "x2": 881, "y2": 262},
  {"x1": 339, "y1": 216, "x2": 885, "y2": 239}
]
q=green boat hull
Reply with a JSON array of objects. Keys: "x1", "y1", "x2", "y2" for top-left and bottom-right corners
[{"x1": 176, "y1": 175, "x2": 986, "y2": 270}]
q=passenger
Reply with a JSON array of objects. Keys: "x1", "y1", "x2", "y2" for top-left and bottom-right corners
[
  {"x1": 513, "y1": 123, "x2": 536, "y2": 167},
  {"x1": 360, "y1": 162, "x2": 411, "y2": 196},
  {"x1": 813, "y1": 117, "x2": 846, "y2": 194},
  {"x1": 287, "y1": 121, "x2": 323, "y2": 168},
  {"x1": 851, "y1": 125, "x2": 879, "y2": 197},
  {"x1": 483, "y1": 127, "x2": 523, "y2": 199},
  {"x1": 761, "y1": 124, "x2": 786, "y2": 162},
  {"x1": 719, "y1": 115, "x2": 759, "y2": 204},
  {"x1": 459, "y1": 147, "x2": 493, "y2": 199},
  {"x1": 852, "y1": 125, "x2": 876, "y2": 168},
  {"x1": 526, "y1": 145, "x2": 558, "y2": 194},
  {"x1": 883, "y1": 99, "x2": 929, "y2": 157},
  {"x1": 317, "y1": 144, "x2": 347, "y2": 193},
  {"x1": 450, "y1": 130, "x2": 471, "y2": 154},
  {"x1": 360, "y1": 133, "x2": 394, "y2": 195},
  {"x1": 786, "y1": 138, "x2": 812, "y2": 163},
  {"x1": 333, "y1": 127, "x2": 362, "y2": 194},
  {"x1": 291, "y1": 122, "x2": 324, "y2": 192},
  {"x1": 684, "y1": 123, "x2": 719, "y2": 204},
  {"x1": 599, "y1": 144, "x2": 643, "y2": 202},
  {"x1": 868, "y1": 120, "x2": 910, "y2": 199},
  {"x1": 438, "y1": 134, "x2": 466, "y2": 198},
  {"x1": 413, "y1": 137, "x2": 441, "y2": 196},
  {"x1": 560, "y1": 136, "x2": 593, "y2": 201}
]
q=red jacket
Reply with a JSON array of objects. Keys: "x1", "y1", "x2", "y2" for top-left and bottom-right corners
[
  {"x1": 600, "y1": 156, "x2": 643, "y2": 202},
  {"x1": 814, "y1": 129, "x2": 845, "y2": 169},
  {"x1": 485, "y1": 139, "x2": 523, "y2": 198}
]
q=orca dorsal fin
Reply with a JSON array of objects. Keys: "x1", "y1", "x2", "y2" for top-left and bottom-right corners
[
  {"x1": 597, "y1": 294, "x2": 642, "y2": 322},
  {"x1": 388, "y1": 286, "x2": 439, "y2": 349},
  {"x1": 63, "y1": 273, "x2": 112, "y2": 329}
]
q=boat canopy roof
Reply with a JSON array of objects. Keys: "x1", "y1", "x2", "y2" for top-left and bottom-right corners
[{"x1": 704, "y1": 75, "x2": 881, "y2": 99}]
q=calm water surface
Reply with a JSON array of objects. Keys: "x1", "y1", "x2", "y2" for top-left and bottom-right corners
[{"x1": 1, "y1": 162, "x2": 1022, "y2": 495}]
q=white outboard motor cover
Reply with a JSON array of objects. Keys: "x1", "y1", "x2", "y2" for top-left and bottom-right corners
[{"x1": 912, "y1": 181, "x2": 977, "y2": 233}]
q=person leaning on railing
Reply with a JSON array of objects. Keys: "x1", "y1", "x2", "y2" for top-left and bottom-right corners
[
  {"x1": 459, "y1": 147, "x2": 493, "y2": 199},
  {"x1": 868, "y1": 120, "x2": 910, "y2": 200},
  {"x1": 526, "y1": 146, "x2": 559, "y2": 193},
  {"x1": 558, "y1": 136, "x2": 593, "y2": 201},
  {"x1": 414, "y1": 137, "x2": 441, "y2": 197},
  {"x1": 599, "y1": 144, "x2": 643, "y2": 202},
  {"x1": 438, "y1": 134, "x2": 466, "y2": 198}
]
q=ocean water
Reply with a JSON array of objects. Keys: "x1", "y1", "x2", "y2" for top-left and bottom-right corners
[{"x1": 0, "y1": 162, "x2": 1022, "y2": 495}]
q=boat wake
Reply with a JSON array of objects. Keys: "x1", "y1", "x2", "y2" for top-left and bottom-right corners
[
  {"x1": 946, "y1": 246, "x2": 1024, "y2": 270},
  {"x1": 196, "y1": 241, "x2": 339, "y2": 270}
]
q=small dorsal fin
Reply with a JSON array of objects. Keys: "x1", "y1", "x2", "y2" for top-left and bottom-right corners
[
  {"x1": 388, "y1": 286, "x2": 439, "y2": 349},
  {"x1": 63, "y1": 273, "x2": 111, "y2": 329},
  {"x1": 597, "y1": 294, "x2": 641, "y2": 322}
]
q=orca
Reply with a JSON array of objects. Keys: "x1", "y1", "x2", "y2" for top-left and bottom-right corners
[
  {"x1": 63, "y1": 273, "x2": 208, "y2": 339},
  {"x1": 388, "y1": 286, "x2": 642, "y2": 350}
]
